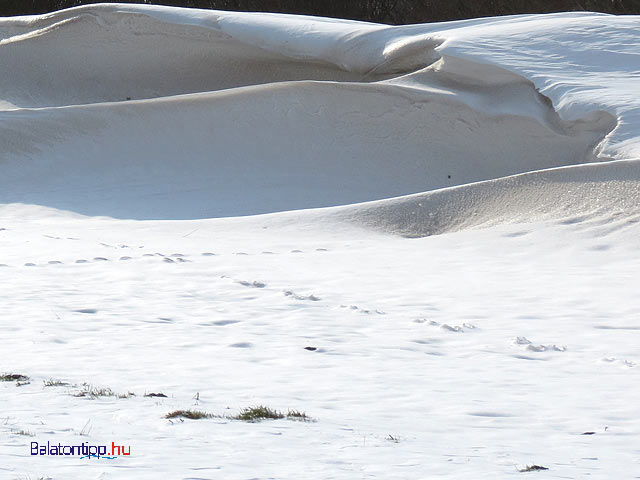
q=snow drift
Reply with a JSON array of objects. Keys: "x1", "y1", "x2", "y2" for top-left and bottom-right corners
[{"x1": 0, "y1": 4, "x2": 637, "y2": 231}]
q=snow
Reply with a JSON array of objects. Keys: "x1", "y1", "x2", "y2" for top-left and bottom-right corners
[{"x1": 1, "y1": 4, "x2": 639, "y2": 479}]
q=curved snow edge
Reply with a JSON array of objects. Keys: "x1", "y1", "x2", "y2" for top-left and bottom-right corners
[{"x1": 324, "y1": 159, "x2": 640, "y2": 237}]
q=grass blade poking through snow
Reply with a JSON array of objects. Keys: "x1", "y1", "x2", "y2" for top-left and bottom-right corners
[
  {"x1": 165, "y1": 410, "x2": 214, "y2": 420},
  {"x1": 233, "y1": 406, "x2": 312, "y2": 422}
]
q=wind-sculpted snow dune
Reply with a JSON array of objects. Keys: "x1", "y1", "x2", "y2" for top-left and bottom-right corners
[
  {"x1": 331, "y1": 159, "x2": 640, "y2": 237},
  {"x1": 0, "y1": 4, "x2": 638, "y2": 233}
]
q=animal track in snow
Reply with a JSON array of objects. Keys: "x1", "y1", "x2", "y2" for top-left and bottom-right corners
[
  {"x1": 601, "y1": 357, "x2": 635, "y2": 367},
  {"x1": 238, "y1": 280, "x2": 266, "y2": 288},
  {"x1": 514, "y1": 336, "x2": 566, "y2": 352},
  {"x1": 526, "y1": 344, "x2": 567, "y2": 352},
  {"x1": 284, "y1": 290, "x2": 321, "y2": 301},
  {"x1": 340, "y1": 305, "x2": 385, "y2": 315},
  {"x1": 441, "y1": 324, "x2": 464, "y2": 332},
  {"x1": 168, "y1": 257, "x2": 187, "y2": 263},
  {"x1": 5, "y1": 245, "x2": 331, "y2": 269},
  {"x1": 416, "y1": 319, "x2": 476, "y2": 332}
]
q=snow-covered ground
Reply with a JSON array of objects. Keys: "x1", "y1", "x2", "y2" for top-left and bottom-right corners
[{"x1": 1, "y1": 4, "x2": 639, "y2": 479}]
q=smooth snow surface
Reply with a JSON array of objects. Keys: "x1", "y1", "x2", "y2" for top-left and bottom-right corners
[
  {"x1": 1, "y1": 4, "x2": 639, "y2": 480},
  {"x1": 0, "y1": 3, "x2": 627, "y2": 220}
]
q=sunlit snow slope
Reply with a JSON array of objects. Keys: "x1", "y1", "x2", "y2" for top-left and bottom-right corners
[{"x1": 1, "y1": 4, "x2": 637, "y2": 225}]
